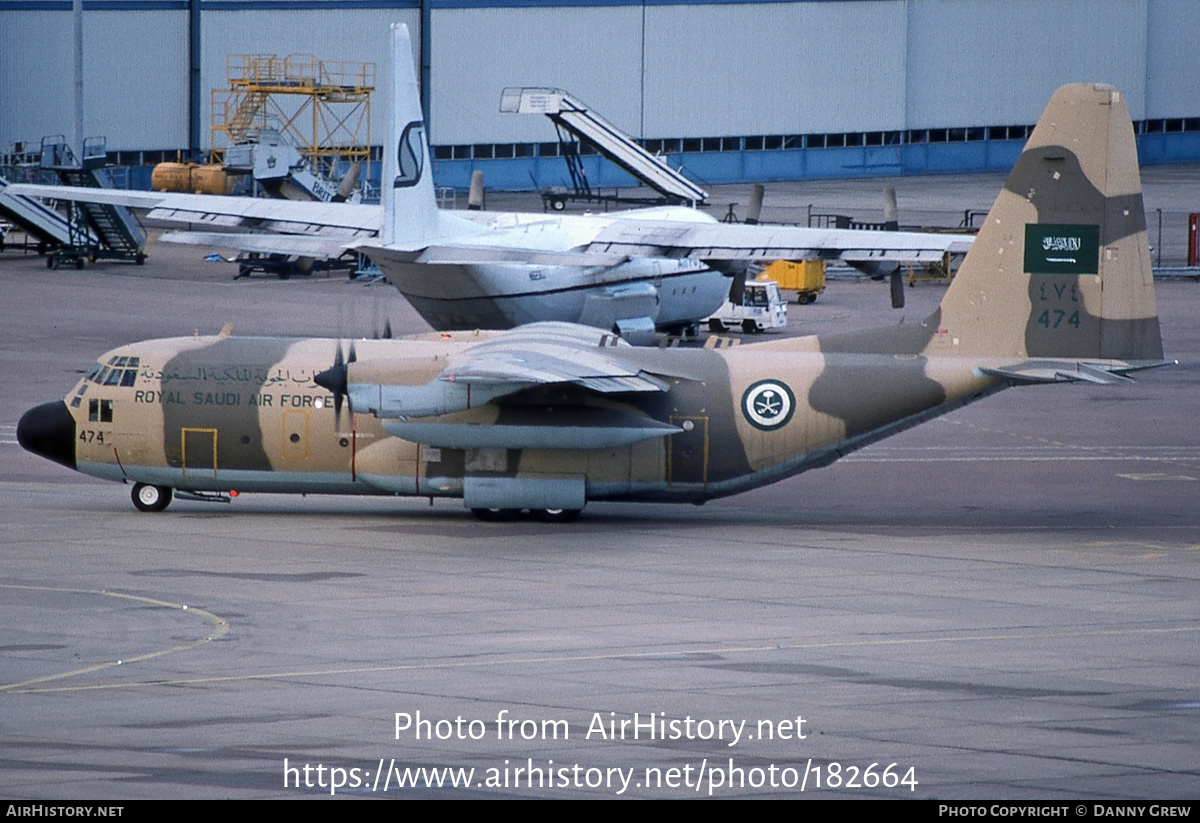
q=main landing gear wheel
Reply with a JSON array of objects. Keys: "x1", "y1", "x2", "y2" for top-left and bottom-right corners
[
  {"x1": 132, "y1": 483, "x2": 173, "y2": 513},
  {"x1": 534, "y1": 508, "x2": 581, "y2": 523},
  {"x1": 471, "y1": 507, "x2": 517, "y2": 522}
]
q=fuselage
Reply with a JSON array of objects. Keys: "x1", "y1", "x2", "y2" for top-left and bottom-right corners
[
  {"x1": 18, "y1": 329, "x2": 1001, "y2": 509},
  {"x1": 377, "y1": 206, "x2": 733, "y2": 335}
]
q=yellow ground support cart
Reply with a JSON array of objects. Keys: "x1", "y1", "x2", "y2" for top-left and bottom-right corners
[{"x1": 760, "y1": 259, "x2": 826, "y2": 304}]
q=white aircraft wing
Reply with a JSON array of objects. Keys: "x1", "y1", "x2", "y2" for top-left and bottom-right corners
[
  {"x1": 6, "y1": 184, "x2": 380, "y2": 239},
  {"x1": 159, "y1": 230, "x2": 354, "y2": 259},
  {"x1": 9, "y1": 182, "x2": 969, "y2": 267},
  {"x1": 583, "y1": 219, "x2": 973, "y2": 263}
]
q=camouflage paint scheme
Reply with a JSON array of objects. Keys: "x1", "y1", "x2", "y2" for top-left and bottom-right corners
[{"x1": 18, "y1": 83, "x2": 1166, "y2": 518}]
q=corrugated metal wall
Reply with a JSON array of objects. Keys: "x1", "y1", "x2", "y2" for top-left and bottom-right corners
[{"x1": 1, "y1": 0, "x2": 1197, "y2": 156}]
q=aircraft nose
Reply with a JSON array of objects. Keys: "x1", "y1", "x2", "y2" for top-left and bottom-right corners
[{"x1": 17, "y1": 401, "x2": 77, "y2": 470}]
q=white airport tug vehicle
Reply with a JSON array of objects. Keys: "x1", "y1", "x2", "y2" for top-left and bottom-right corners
[{"x1": 704, "y1": 279, "x2": 788, "y2": 333}]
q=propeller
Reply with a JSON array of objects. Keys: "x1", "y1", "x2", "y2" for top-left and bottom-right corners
[
  {"x1": 889, "y1": 271, "x2": 906, "y2": 309},
  {"x1": 315, "y1": 340, "x2": 356, "y2": 426}
]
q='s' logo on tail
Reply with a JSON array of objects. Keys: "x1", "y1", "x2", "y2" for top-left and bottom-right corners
[{"x1": 394, "y1": 121, "x2": 426, "y2": 188}]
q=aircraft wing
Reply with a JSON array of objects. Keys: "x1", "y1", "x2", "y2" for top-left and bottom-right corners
[
  {"x1": 342, "y1": 323, "x2": 680, "y2": 449},
  {"x1": 439, "y1": 321, "x2": 669, "y2": 392},
  {"x1": 6, "y1": 184, "x2": 380, "y2": 239},
  {"x1": 583, "y1": 219, "x2": 972, "y2": 264},
  {"x1": 159, "y1": 230, "x2": 354, "y2": 259}
]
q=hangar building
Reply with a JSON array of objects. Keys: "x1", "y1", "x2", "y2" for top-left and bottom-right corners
[{"x1": 2, "y1": 0, "x2": 1198, "y2": 191}]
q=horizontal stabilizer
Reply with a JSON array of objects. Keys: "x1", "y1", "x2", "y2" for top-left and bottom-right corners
[{"x1": 979, "y1": 359, "x2": 1172, "y2": 385}]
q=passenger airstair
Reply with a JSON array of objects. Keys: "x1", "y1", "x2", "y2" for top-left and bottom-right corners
[
  {"x1": 0, "y1": 174, "x2": 79, "y2": 253},
  {"x1": 501, "y1": 87, "x2": 707, "y2": 208},
  {"x1": 40, "y1": 136, "x2": 146, "y2": 268}
]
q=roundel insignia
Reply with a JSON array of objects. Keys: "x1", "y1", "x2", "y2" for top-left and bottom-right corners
[{"x1": 741, "y1": 379, "x2": 796, "y2": 430}]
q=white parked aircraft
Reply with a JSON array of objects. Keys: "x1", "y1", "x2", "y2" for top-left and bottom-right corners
[{"x1": 13, "y1": 24, "x2": 970, "y2": 341}]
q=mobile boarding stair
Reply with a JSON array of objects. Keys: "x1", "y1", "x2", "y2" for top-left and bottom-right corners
[
  {"x1": 40, "y1": 136, "x2": 146, "y2": 269},
  {"x1": 500, "y1": 87, "x2": 707, "y2": 210},
  {"x1": 0, "y1": 174, "x2": 80, "y2": 255}
]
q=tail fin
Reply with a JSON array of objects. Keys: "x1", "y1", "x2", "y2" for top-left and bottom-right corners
[
  {"x1": 937, "y1": 83, "x2": 1162, "y2": 363},
  {"x1": 383, "y1": 23, "x2": 441, "y2": 248}
]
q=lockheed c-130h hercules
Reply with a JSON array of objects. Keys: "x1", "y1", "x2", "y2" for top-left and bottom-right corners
[{"x1": 18, "y1": 79, "x2": 1168, "y2": 521}]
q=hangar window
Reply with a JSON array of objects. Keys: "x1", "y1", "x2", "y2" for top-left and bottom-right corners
[
  {"x1": 539, "y1": 142, "x2": 561, "y2": 157},
  {"x1": 473, "y1": 144, "x2": 494, "y2": 159},
  {"x1": 494, "y1": 144, "x2": 514, "y2": 158},
  {"x1": 433, "y1": 146, "x2": 452, "y2": 160},
  {"x1": 967, "y1": 127, "x2": 985, "y2": 141},
  {"x1": 682, "y1": 138, "x2": 701, "y2": 153},
  {"x1": 744, "y1": 136, "x2": 764, "y2": 151},
  {"x1": 844, "y1": 132, "x2": 862, "y2": 147},
  {"x1": 514, "y1": 143, "x2": 534, "y2": 158},
  {"x1": 1186, "y1": 119, "x2": 1200, "y2": 132}
]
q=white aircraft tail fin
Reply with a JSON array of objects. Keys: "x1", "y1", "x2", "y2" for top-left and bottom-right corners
[{"x1": 384, "y1": 23, "x2": 441, "y2": 248}]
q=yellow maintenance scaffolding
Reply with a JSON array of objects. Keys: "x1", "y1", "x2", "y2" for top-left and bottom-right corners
[{"x1": 211, "y1": 53, "x2": 374, "y2": 178}]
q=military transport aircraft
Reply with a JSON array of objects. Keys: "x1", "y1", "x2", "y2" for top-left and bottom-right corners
[
  {"x1": 10, "y1": 25, "x2": 969, "y2": 342},
  {"x1": 18, "y1": 79, "x2": 1167, "y2": 521}
]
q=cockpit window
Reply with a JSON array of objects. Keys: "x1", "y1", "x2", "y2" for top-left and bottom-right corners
[{"x1": 87, "y1": 357, "x2": 140, "y2": 387}]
